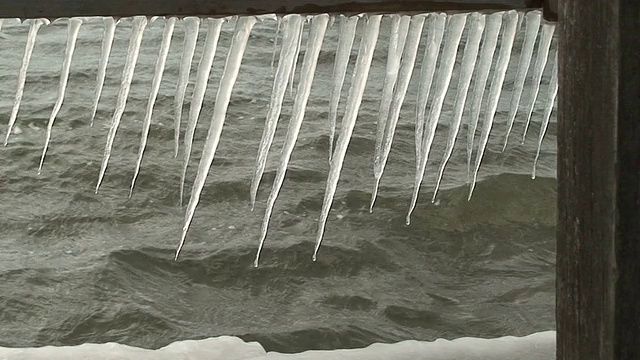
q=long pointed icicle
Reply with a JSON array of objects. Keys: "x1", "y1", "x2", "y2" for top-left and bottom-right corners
[
  {"x1": 466, "y1": 12, "x2": 502, "y2": 183},
  {"x1": 173, "y1": 17, "x2": 200, "y2": 158},
  {"x1": 289, "y1": 18, "x2": 305, "y2": 97},
  {"x1": 314, "y1": 15, "x2": 382, "y2": 261},
  {"x1": 502, "y1": 11, "x2": 540, "y2": 151},
  {"x1": 327, "y1": 15, "x2": 358, "y2": 160},
  {"x1": 521, "y1": 22, "x2": 555, "y2": 143},
  {"x1": 130, "y1": 17, "x2": 177, "y2": 197},
  {"x1": 179, "y1": 18, "x2": 225, "y2": 206},
  {"x1": 373, "y1": 15, "x2": 410, "y2": 183},
  {"x1": 39, "y1": 18, "x2": 83, "y2": 173},
  {"x1": 469, "y1": 11, "x2": 518, "y2": 200},
  {"x1": 370, "y1": 15, "x2": 425, "y2": 212},
  {"x1": 406, "y1": 13, "x2": 466, "y2": 225},
  {"x1": 249, "y1": 15, "x2": 305, "y2": 211},
  {"x1": 414, "y1": 14, "x2": 446, "y2": 162},
  {"x1": 270, "y1": 16, "x2": 282, "y2": 75},
  {"x1": 532, "y1": 51, "x2": 557, "y2": 179},
  {"x1": 433, "y1": 13, "x2": 485, "y2": 202},
  {"x1": 95, "y1": 16, "x2": 148, "y2": 194},
  {"x1": 254, "y1": 14, "x2": 330, "y2": 267},
  {"x1": 90, "y1": 17, "x2": 117, "y2": 126},
  {"x1": 4, "y1": 18, "x2": 49, "y2": 146},
  {"x1": 176, "y1": 16, "x2": 257, "y2": 260}
]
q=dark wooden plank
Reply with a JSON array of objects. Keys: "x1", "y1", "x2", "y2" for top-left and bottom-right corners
[
  {"x1": 0, "y1": 0, "x2": 542, "y2": 18},
  {"x1": 557, "y1": 0, "x2": 640, "y2": 359}
]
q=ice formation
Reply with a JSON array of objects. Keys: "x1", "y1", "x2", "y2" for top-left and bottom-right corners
[
  {"x1": 179, "y1": 17, "x2": 225, "y2": 206},
  {"x1": 39, "y1": 18, "x2": 83, "y2": 173},
  {"x1": 95, "y1": 16, "x2": 148, "y2": 194},
  {"x1": 255, "y1": 14, "x2": 330, "y2": 266},
  {"x1": 370, "y1": 15, "x2": 424, "y2": 211},
  {"x1": 327, "y1": 15, "x2": 359, "y2": 159},
  {"x1": 173, "y1": 17, "x2": 201, "y2": 157},
  {"x1": 4, "y1": 18, "x2": 49, "y2": 146},
  {"x1": 131, "y1": 17, "x2": 177, "y2": 197},
  {"x1": 250, "y1": 14, "x2": 305, "y2": 210},
  {"x1": 176, "y1": 16, "x2": 258, "y2": 260},
  {"x1": 1, "y1": 11, "x2": 557, "y2": 262},
  {"x1": 90, "y1": 17, "x2": 117, "y2": 126}
]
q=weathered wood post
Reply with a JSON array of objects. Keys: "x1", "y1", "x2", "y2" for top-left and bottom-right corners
[{"x1": 556, "y1": 0, "x2": 640, "y2": 359}]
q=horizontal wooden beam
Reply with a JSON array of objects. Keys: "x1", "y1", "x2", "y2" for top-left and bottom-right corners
[{"x1": 0, "y1": 0, "x2": 542, "y2": 19}]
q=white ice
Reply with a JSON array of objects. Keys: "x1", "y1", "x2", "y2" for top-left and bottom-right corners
[
  {"x1": 176, "y1": 16, "x2": 257, "y2": 260},
  {"x1": 130, "y1": 17, "x2": 177, "y2": 197},
  {"x1": 469, "y1": 10, "x2": 518, "y2": 200},
  {"x1": 433, "y1": 13, "x2": 485, "y2": 202},
  {"x1": 406, "y1": 13, "x2": 467, "y2": 224},
  {"x1": 254, "y1": 14, "x2": 329, "y2": 267},
  {"x1": 178, "y1": 18, "x2": 225, "y2": 206},
  {"x1": 250, "y1": 15, "x2": 305, "y2": 210},
  {"x1": 173, "y1": 17, "x2": 201, "y2": 157},
  {"x1": 0, "y1": 332, "x2": 556, "y2": 360},
  {"x1": 90, "y1": 17, "x2": 117, "y2": 126},
  {"x1": 314, "y1": 15, "x2": 382, "y2": 261},
  {"x1": 533, "y1": 50, "x2": 557, "y2": 179},
  {"x1": 327, "y1": 15, "x2": 358, "y2": 159},
  {"x1": 38, "y1": 18, "x2": 83, "y2": 173},
  {"x1": 465, "y1": 12, "x2": 502, "y2": 182},
  {"x1": 370, "y1": 15, "x2": 425, "y2": 212},
  {"x1": 521, "y1": 22, "x2": 555, "y2": 143},
  {"x1": 95, "y1": 16, "x2": 148, "y2": 194},
  {"x1": 502, "y1": 11, "x2": 540, "y2": 151},
  {"x1": 4, "y1": 18, "x2": 49, "y2": 146},
  {"x1": 373, "y1": 14, "x2": 410, "y2": 184},
  {"x1": 270, "y1": 16, "x2": 282, "y2": 75},
  {"x1": 414, "y1": 13, "x2": 446, "y2": 162},
  {"x1": 289, "y1": 17, "x2": 306, "y2": 97}
]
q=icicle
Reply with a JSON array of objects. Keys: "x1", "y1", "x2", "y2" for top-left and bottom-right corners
[
  {"x1": 406, "y1": 14, "x2": 466, "y2": 224},
  {"x1": 314, "y1": 15, "x2": 382, "y2": 261},
  {"x1": 521, "y1": 22, "x2": 555, "y2": 143},
  {"x1": 249, "y1": 15, "x2": 305, "y2": 211},
  {"x1": 532, "y1": 51, "x2": 557, "y2": 179},
  {"x1": 90, "y1": 17, "x2": 117, "y2": 126},
  {"x1": 95, "y1": 16, "x2": 148, "y2": 194},
  {"x1": 178, "y1": 18, "x2": 225, "y2": 206},
  {"x1": 173, "y1": 17, "x2": 200, "y2": 157},
  {"x1": 373, "y1": 15, "x2": 411, "y2": 181},
  {"x1": 289, "y1": 18, "x2": 305, "y2": 97},
  {"x1": 4, "y1": 18, "x2": 49, "y2": 146},
  {"x1": 38, "y1": 18, "x2": 83, "y2": 173},
  {"x1": 414, "y1": 14, "x2": 446, "y2": 161},
  {"x1": 270, "y1": 16, "x2": 282, "y2": 75},
  {"x1": 502, "y1": 11, "x2": 540, "y2": 151},
  {"x1": 370, "y1": 15, "x2": 425, "y2": 212},
  {"x1": 466, "y1": 12, "x2": 502, "y2": 183},
  {"x1": 130, "y1": 17, "x2": 177, "y2": 197},
  {"x1": 327, "y1": 15, "x2": 358, "y2": 160},
  {"x1": 433, "y1": 14, "x2": 485, "y2": 202},
  {"x1": 175, "y1": 16, "x2": 257, "y2": 260},
  {"x1": 254, "y1": 14, "x2": 329, "y2": 267},
  {"x1": 469, "y1": 11, "x2": 518, "y2": 200}
]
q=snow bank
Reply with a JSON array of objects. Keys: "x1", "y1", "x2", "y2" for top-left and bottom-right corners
[{"x1": 0, "y1": 331, "x2": 555, "y2": 360}]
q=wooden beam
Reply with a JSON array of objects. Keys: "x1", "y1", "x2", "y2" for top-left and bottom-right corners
[
  {"x1": 557, "y1": 0, "x2": 640, "y2": 359},
  {"x1": 0, "y1": 0, "x2": 542, "y2": 19}
]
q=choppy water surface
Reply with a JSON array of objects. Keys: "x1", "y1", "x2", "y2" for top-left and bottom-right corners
[{"x1": 0, "y1": 16, "x2": 556, "y2": 352}]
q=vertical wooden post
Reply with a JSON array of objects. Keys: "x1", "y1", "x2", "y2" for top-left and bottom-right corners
[{"x1": 557, "y1": 0, "x2": 640, "y2": 359}]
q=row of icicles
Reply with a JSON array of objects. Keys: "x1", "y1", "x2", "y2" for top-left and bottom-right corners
[{"x1": 0, "y1": 11, "x2": 557, "y2": 266}]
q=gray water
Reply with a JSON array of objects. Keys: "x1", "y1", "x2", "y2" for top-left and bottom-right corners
[{"x1": 0, "y1": 15, "x2": 556, "y2": 353}]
